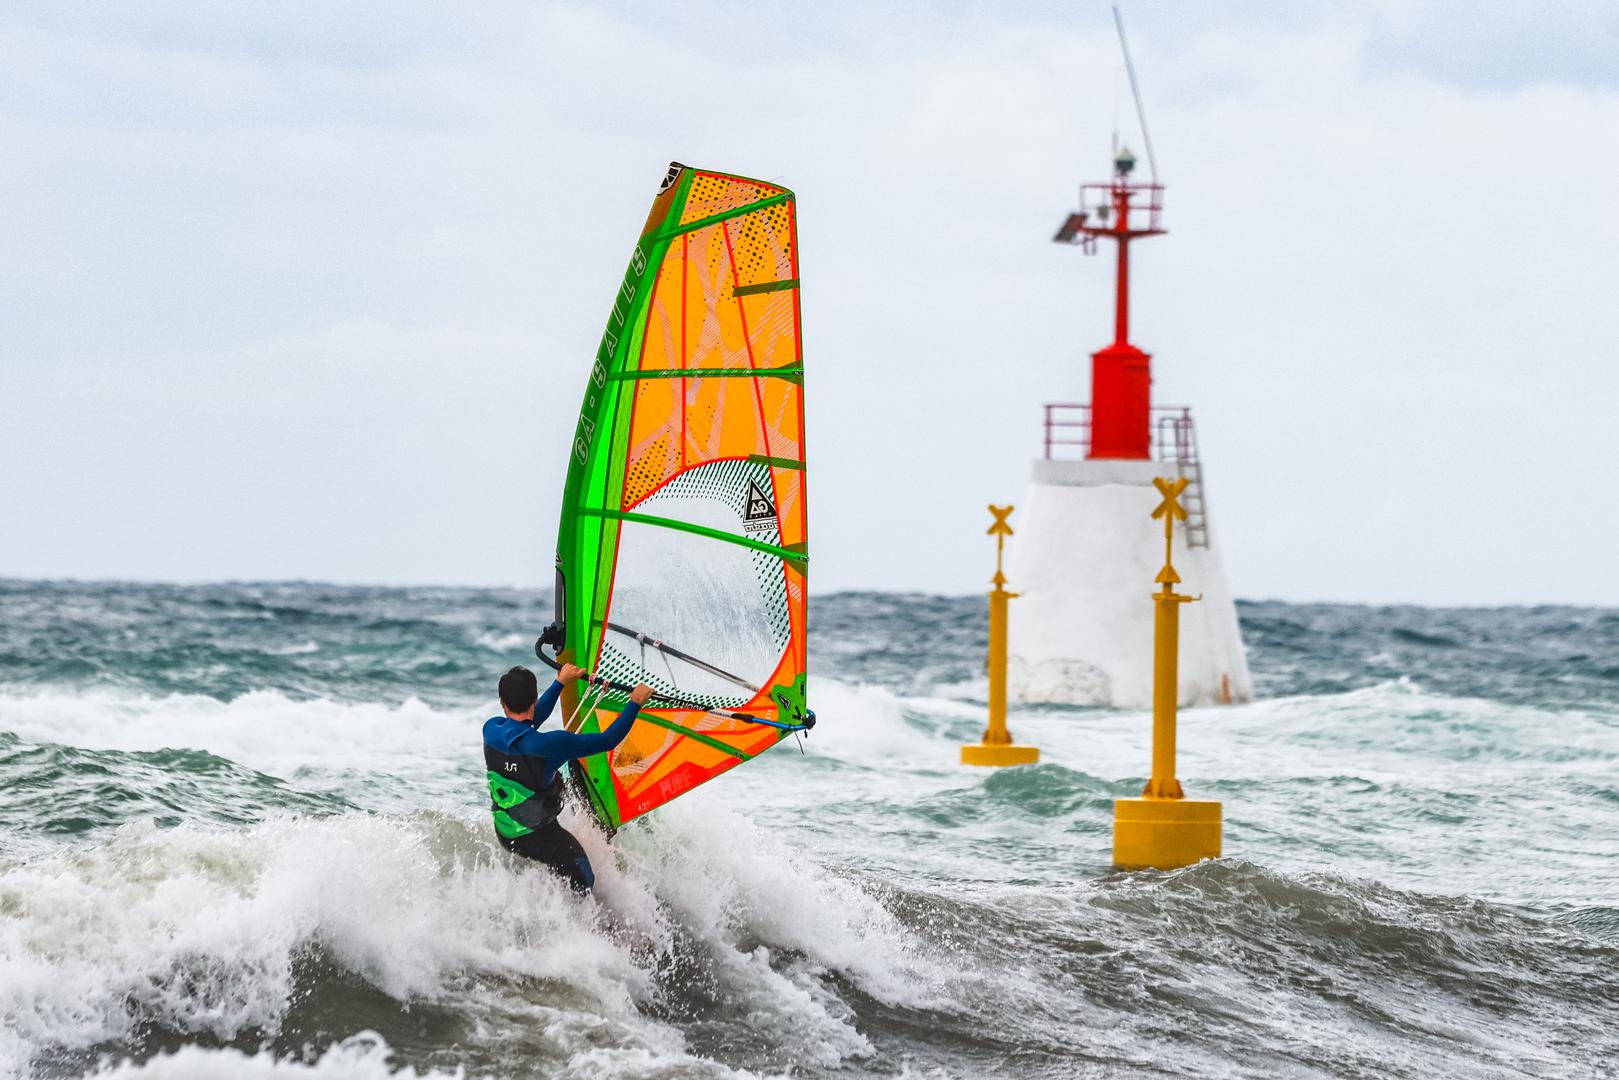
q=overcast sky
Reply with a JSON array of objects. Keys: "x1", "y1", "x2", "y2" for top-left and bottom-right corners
[{"x1": 3, "y1": 1, "x2": 1617, "y2": 605}]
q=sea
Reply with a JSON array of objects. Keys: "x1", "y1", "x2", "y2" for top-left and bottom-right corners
[{"x1": 1, "y1": 580, "x2": 1616, "y2": 1079}]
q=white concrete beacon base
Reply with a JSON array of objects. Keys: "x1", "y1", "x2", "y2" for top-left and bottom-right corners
[{"x1": 1006, "y1": 458, "x2": 1253, "y2": 708}]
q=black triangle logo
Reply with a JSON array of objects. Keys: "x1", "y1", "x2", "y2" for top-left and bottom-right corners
[{"x1": 744, "y1": 480, "x2": 776, "y2": 522}]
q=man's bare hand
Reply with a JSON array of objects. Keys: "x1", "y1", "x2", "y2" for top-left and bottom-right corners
[
  {"x1": 629, "y1": 683, "x2": 655, "y2": 706},
  {"x1": 559, "y1": 663, "x2": 585, "y2": 686}
]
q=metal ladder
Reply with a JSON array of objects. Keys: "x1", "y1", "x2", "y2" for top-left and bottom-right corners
[
  {"x1": 1180, "y1": 459, "x2": 1210, "y2": 548},
  {"x1": 1154, "y1": 409, "x2": 1210, "y2": 549}
]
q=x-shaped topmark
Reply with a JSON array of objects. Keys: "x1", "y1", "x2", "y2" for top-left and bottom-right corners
[{"x1": 1151, "y1": 477, "x2": 1188, "y2": 522}]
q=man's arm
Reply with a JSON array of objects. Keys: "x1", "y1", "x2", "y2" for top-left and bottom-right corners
[
  {"x1": 535, "y1": 680, "x2": 563, "y2": 722},
  {"x1": 547, "y1": 683, "x2": 655, "y2": 758},
  {"x1": 535, "y1": 664, "x2": 586, "y2": 724}
]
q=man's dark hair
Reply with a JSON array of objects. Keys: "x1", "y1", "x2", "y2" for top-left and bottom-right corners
[{"x1": 499, "y1": 666, "x2": 539, "y2": 712}]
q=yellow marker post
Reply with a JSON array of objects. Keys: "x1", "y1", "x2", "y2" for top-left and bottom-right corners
[
  {"x1": 1112, "y1": 478, "x2": 1222, "y2": 869},
  {"x1": 962, "y1": 505, "x2": 1039, "y2": 767}
]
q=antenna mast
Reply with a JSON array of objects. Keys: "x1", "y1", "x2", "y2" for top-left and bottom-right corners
[{"x1": 1112, "y1": 5, "x2": 1158, "y2": 183}]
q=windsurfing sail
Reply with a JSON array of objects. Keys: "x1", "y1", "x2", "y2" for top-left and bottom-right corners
[{"x1": 537, "y1": 162, "x2": 812, "y2": 831}]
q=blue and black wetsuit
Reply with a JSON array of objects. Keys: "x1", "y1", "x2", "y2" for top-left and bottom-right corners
[{"x1": 482, "y1": 679, "x2": 639, "y2": 893}]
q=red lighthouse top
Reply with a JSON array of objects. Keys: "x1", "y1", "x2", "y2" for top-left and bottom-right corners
[{"x1": 1053, "y1": 148, "x2": 1164, "y2": 459}]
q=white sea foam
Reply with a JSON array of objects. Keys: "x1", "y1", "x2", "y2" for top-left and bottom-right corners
[
  {"x1": 0, "y1": 678, "x2": 975, "y2": 780},
  {"x1": 546, "y1": 1044, "x2": 777, "y2": 1080},
  {"x1": 976, "y1": 675, "x2": 1619, "y2": 790},
  {"x1": 803, "y1": 679, "x2": 959, "y2": 763},
  {"x1": 0, "y1": 812, "x2": 648, "y2": 1076},
  {"x1": 1198, "y1": 678, "x2": 1619, "y2": 779},
  {"x1": 81, "y1": 1032, "x2": 463, "y2": 1079},
  {"x1": 0, "y1": 689, "x2": 472, "y2": 777},
  {"x1": 265, "y1": 641, "x2": 322, "y2": 656},
  {"x1": 605, "y1": 797, "x2": 953, "y2": 1052},
  {"x1": 78, "y1": 1033, "x2": 785, "y2": 1080},
  {"x1": 473, "y1": 631, "x2": 529, "y2": 653},
  {"x1": 0, "y1": 788, "x2": 939, "y2": 1076}
]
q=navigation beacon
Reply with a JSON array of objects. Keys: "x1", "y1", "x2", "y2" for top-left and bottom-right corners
[{"x1": 1005, "y1": 147, "x2": 1253, "y2": 709}]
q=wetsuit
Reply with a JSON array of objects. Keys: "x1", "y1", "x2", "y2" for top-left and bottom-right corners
[{"x1": 482, "y1": 679, "x2": 639, "y2": 893}]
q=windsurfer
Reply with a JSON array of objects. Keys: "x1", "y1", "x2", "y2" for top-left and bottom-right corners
[{"x1": 483, "y1": 664, "x2": 651, "y2": 893}]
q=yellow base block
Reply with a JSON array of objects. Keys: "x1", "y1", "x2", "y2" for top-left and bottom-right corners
[
  {"x1": 1112, "y1": 797, "x2": 1222, "y2": 870},
  {"x1": 960, "y1": 743, "x2": 1040, "y2": 767}
]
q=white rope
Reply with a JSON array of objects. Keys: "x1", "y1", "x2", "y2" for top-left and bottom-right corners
[
  {"x1": 658, "y1": 644, "x2": 679, "y2": 691},
  {"x1": 565, "y1": 677, "x2": 610, "y2": 733}
]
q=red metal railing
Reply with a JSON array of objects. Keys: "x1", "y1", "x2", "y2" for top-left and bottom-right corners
[
  {"x1": 1042, "y1": 404, "x2": 1198, "y2": 463},
  {"x1": 1078, "y1": 180, "x2": 1165, "y2": 235},
  {"x1": 1042, "y1": 403, "x2": 1210, "y2": 547},
  {"x1": 1042, "y1": 402, "x2": 1091, "y2": 458}
]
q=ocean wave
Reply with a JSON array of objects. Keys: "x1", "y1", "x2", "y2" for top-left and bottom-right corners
[
  {"x1": 903, "y1": 764, "x2": 1127, "y2": 827},
  {"x1": 472, "y1": 632, "x2": 529, "y2": 653},
  {"x1": 823, "y1": 675, "x2": 1619, "y2": 782},
  {"x1": 1389, "y1": 627, "x2": 1460, "y2": 648},
  {"x1": 0, "y1": 689, "x2": 476, "y2": 778},
  {"x1": 0, "y1": 733, "x2": 352, "y2": 854},
  {"x1": 1237, "y1": 600, "x2": 1619, "y2": 709},
  {"x1": 0, "y1": 800, "x2": 938, "y2": 1078},
  {"x1": 265, "y1": 642, "x2": 322, "y2": 657},
  {"x1": 795, "y1": 681, "x2": 961, "y2": 765},
  {"x1": 881, "y1": 860, "x2": 1619, "y2": 1077},
  {"x1": 1556, "y1": 906, "x2": 1619, "y2": 940},
  {"x1": 0, "y1": 580, "x2": 555, "y2": 709},
  {"x1": 1194, "y1": 678, "x2": 1619, "y2": 767}
]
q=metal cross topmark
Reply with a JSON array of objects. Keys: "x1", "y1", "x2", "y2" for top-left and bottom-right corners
[
  {"x1": 1150, "y1": 477, "x2": 1191, "y2": 589},
  {"x1": 987, "y1": 504, "x2": 1014, "y2": 587},
  {"x1": 1151, "y1": 476, "x2": 1188, "y2": 523}
]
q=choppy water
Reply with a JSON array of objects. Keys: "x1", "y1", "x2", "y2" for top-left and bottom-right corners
[{"x1": 1, "y1": 580, "x2": 1617, "y2": 1079}]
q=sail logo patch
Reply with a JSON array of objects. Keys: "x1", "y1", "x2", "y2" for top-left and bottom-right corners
[{"x1": 743, "y1": 480, "x2": 776, "y2": 534}]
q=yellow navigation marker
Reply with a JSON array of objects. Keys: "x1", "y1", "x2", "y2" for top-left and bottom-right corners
[
  {"x1": 1112, "y1": 478, "x2": 1222, "y2": 869},
  {"x1": 962, "y1": 505, "x2": 1039, "y2": 767}
]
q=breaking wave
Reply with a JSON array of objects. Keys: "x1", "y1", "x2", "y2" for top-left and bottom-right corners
[{"x1": 0, "y1": 796, "x2": 939, "y2": 1079}]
